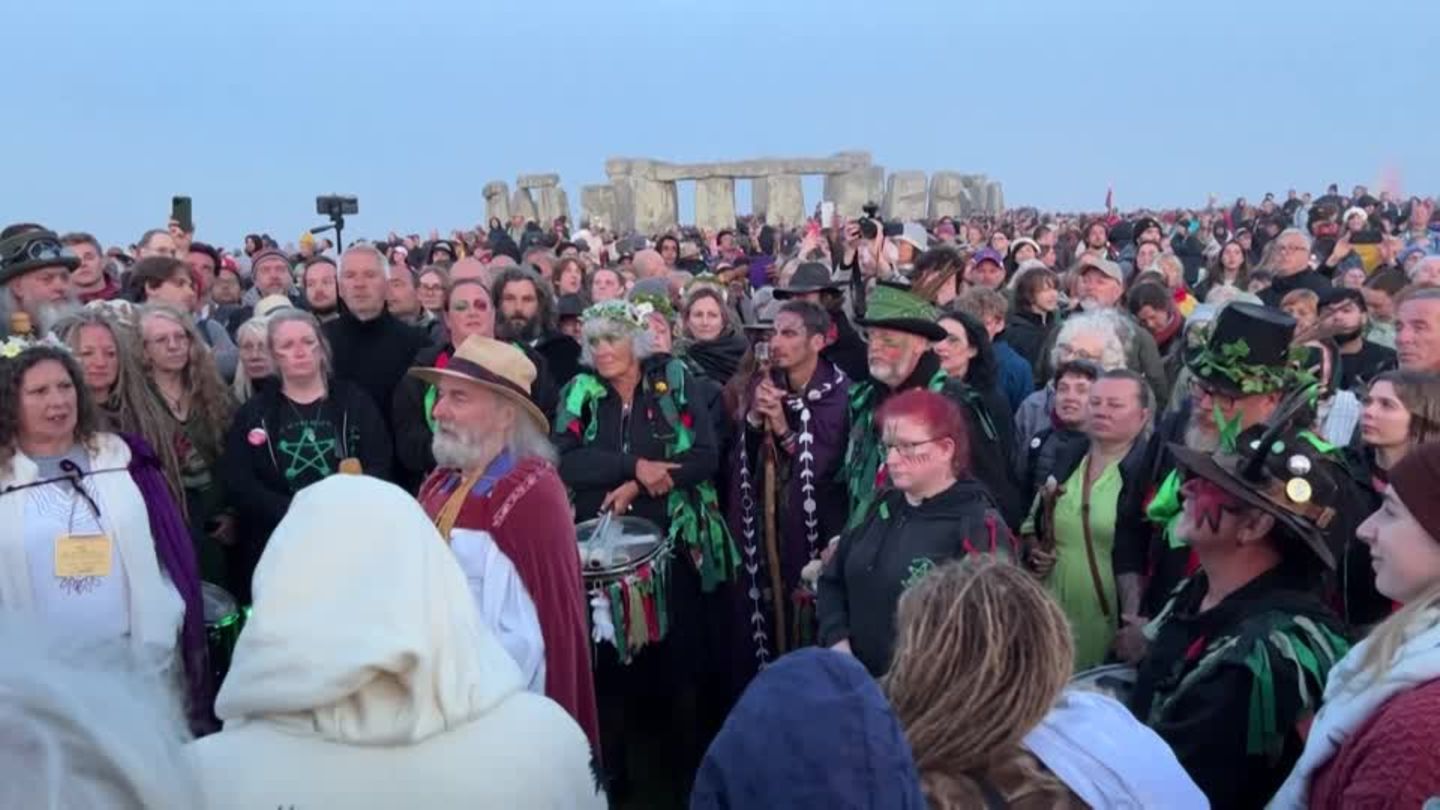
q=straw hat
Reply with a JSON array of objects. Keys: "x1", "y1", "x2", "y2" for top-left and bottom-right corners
[{"x1": 407, "y1": 335, "x2": 548, "y2": 433}]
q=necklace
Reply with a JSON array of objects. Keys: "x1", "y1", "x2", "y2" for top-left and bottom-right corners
[{"x1": 158, "y1": 384, "x2": 188, "y2": 420}]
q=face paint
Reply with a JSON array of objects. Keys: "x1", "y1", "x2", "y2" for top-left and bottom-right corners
[{"x1": 1184, "y1": 477, "x2": 1241, "y2": 533}]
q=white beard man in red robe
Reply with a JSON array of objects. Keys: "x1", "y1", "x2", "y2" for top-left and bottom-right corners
[{"x1": 411, "y1": 335, "x2": 600, "y2": 754}]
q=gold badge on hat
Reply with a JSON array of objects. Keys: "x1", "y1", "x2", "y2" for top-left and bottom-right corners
[{"x1": 1286, "y1": 477, "x2": 1313, "y2": 504}]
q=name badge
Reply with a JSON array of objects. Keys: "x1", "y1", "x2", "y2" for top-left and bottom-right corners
[{"x1": 55, "y1": 534, "x2": 112, "y2": 578}]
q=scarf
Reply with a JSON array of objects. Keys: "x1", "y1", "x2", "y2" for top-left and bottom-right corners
[
  {"x1": 683, "y1": 331, "x2": 749, "y2": 383},
  {"x1": 1269, "y1": 610, "x2": 1440, "y2": 808}
]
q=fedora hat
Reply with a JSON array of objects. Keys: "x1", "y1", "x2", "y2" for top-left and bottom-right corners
[{"x1": 408, "y1": 335, "x2": 549, "y2": 433}]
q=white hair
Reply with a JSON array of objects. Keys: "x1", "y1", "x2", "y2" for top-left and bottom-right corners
[
  {"x1": 1410, "y1": 255, "x2": 1440, "y2": 283},
  {"x1": 0, "y1": 618, "x2": 201, "y2": 809},
  {"x1": 1050, "y1": 309, "x2": 1128, "y2": 371},
  {"x1": 432, "y1": 389, "x2": 556, "y2": 467},
  {"x1": 579, "y1": 320, "x2": 656, "y2": 368},
  {"x1": 340, "y1": 243, "x2": 392, "y2": 280},
  {"x1": 1277, "y1": 227, "x2": 1312, "y2": 249},
  {"x1": 231, "y1": 316, "x2": 270, "y2": 402}
]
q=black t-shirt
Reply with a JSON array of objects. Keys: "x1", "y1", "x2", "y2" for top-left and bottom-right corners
[{"x1": 1338, "y1": 340, "x2": 1397, "y2": 392}]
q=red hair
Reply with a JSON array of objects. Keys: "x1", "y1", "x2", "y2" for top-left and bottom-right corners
[{"x1": 876, "y1": 389, "x2": 971, "y2": 477}]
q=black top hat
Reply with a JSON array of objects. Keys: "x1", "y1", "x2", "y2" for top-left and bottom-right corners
[
  {"x1": 0, "y1": 229, "x2": 79, "y2": 285},
  {"x1": 556, "y1": 293, "x2": 585, "y2": 318},
  {"x1": 1168, "y1": 389, "x2": 1340, "y2": 569},
  {"x1": 1185, "y1": 302, "x2": 1301, "y2": 397},
  {"x1": 772, "y1": 262, "x2": 841, "y2": 299}
]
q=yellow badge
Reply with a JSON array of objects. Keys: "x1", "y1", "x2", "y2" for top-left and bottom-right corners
[
  {"x1": 1285, "y1": 478, "x2": 1313, "y2": 504},
  {"x1": 54, "y1": 534, "x2": 112, "y2": 578}
]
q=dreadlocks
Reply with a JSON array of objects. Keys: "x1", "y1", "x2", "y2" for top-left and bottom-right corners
[{"x1": 884, "y1": 556, "x2": 1078, "y2": 809}]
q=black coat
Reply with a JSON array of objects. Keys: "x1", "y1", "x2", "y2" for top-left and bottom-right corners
[
  {"x1": 552, "y1": 356, "x2": 719, "y2": 532},
  {"x1": 322, "y1": 310, "x2": 428, "y2": 435},
  {"x1": 533, "y1": 332, "x2": 582, "y2": 391},
  {"x1": 823, "y1": 309, "x2": 870, "y2": 386},
  {"x1": 1259, "y1": 269, "x2": 1331, "y2": 308},
  {"x1": 391, "y1": 341, "x2": 559, "y2": 490},
  {"x1": 218, "y1": 378, "x2": 393, "y2": 600},
  {"x1": 817, "y1": 480, "x2": 1012, "y2": 675}
]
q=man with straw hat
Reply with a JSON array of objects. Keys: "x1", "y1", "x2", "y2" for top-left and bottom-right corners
[{"x1": 413, "y1": 334, "x2": 599, "y2": 754}]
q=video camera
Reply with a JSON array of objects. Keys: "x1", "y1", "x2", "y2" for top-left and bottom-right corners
[
  {"x1": 856, "y1": 202, "x2": 903, "y2": 239},
  {"x1": 312, "y1": 194, "x2": 358, "y2": 250}
]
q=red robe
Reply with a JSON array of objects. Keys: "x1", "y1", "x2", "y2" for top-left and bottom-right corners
[{"x1": 419, "y1": 457, "x2": 600, "y2": 754}]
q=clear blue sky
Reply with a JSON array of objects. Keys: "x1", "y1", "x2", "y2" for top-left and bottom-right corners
[{"x1": 5, "y1": 0, "x2": 1434, "y2": 250}]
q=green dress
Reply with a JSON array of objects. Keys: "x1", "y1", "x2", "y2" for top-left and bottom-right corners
[{"x1": 1048, "y1": 456, "x2": 1120, "y2": 671}]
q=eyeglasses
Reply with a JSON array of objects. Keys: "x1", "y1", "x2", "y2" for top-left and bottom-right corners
[
  {"x1": 1188, "y1": 378, "x2": 1236, "y2": 408},
  {"x1": 1275, "y1": 243, "x2": 1309, "y2": 253},
  {"x1": 1056, "y1": 346, "x2": 1103, "y2": 363},
  {"x1": 881, "y1": 436, "x2": 944, "y2": 460}
]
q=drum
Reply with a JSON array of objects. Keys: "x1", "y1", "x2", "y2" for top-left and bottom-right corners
[
  {"x1": 202, "y1": 581, "x2": 246, "y2": 687},
  {"x1": 576, "y1": 514, "x2": 670, "y2": 664},
  {"x1": 1068, "y1": 663, "x2": 1138, "y2": 704}
]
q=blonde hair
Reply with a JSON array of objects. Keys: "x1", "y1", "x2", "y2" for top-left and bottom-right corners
[
  {"x1": 1354, "y1": 580, "x2": 1440, "y2": 687},
  {"x1": 884, "y1": 557, "x2": 1075, "y2": 809}
]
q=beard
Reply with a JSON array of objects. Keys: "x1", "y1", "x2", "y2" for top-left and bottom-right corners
[
  {"x1": 1335, "y1": 326, "x2": 1364, "y2": 344},
  {"x1": 33, "y1": 299, "x2": 82, "y2": 335},
  {"x1": 432, "y1": 422, "x2": 494, "y2": 470},
  {"x1": 1184, "y1": 420, "x2": 1220, "y2": 454},
  {"x1": 498, "y1": 314, "x2": 541, "y2": 342}
]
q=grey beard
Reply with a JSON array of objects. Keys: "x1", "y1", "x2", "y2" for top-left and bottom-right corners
[
  {"x1": 432, "y1": 424, "x2": 497, "y2": 471},
  {"x1": 34, "y1": 299, "x2": 82, "y2": 335},
  {"x1": 1184, "y1": 420, "x2": 1220, "y2": 454}
]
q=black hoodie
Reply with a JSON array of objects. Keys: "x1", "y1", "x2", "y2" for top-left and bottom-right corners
[{"x1": 818, "y1": 479, "x2": 1013, "y2": 676}]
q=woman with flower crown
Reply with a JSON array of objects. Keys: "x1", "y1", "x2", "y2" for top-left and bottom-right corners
[
  {"x1": 553, "y1": 298, "x2": 740, "y2": 804},
  {"x1": 0, "y1": 338, "x2": 211, "y2": 731}
]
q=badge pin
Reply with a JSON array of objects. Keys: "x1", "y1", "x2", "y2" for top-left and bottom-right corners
[
  {"x1": 1287, "y1": 454, "x2": 1312, "y2": 476},
  {"x1": 1286, "y1": 477, "x2": 1313, "y2": 504}
]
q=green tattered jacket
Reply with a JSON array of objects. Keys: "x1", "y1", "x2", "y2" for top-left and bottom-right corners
[{"x1": 1128, "y1": 563, "x2": 1350, "y2": 810}]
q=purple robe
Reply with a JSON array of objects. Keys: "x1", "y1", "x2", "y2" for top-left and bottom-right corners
[
  {"x1": 723, "y1": 359, "x2": 849, "y2": 683},
  {"x1": 120, "y1": 432, "x2": 215, "y2": 734}
]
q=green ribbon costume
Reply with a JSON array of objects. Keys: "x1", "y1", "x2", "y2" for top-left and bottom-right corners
[{"x1": 558, "y1": 359, "x2": 740, "y2": 591}]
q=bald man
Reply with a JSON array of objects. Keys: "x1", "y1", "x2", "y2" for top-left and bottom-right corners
[
  {"x1": 633, "y1": 248, "x2": 667, "y2": 280},
  {"x1": 450, "y1": 258, "x2": 487, "y2": 285}
]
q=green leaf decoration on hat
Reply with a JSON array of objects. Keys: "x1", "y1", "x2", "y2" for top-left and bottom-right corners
[
  {"x1": 1216, "y1": 405, "x2": 1245, "y2": 453},
  {"x1": 1189, "y1": 337, "x2": 1316, "y2": 395},
  {"x1": 865, "y1": 284, "x2": 939, "y2": 322}
]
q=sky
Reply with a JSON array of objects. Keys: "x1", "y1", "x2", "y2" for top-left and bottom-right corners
[{"x1": 5, "y1": 0, "x2": 1436, "y2": 249}]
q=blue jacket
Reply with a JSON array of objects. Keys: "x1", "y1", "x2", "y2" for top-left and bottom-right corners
[
  {"x1": 994, "y1": 339, "x2": 1036, "y2": 413},
  {"x1": 691, "y1": 648, "x2": 927, "y2": 810}
]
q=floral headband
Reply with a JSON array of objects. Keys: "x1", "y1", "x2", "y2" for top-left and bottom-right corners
[
  {"x1": 581, "y1": 299, "x2": 651, "y2": 331},
  {"x1": 0, "y1": 332, "x2": 70, "y2": 360}
]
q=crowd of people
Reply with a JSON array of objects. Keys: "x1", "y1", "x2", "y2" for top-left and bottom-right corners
[{"x1": 3, "y1": 182, "x2": 1440, "y2": 808}]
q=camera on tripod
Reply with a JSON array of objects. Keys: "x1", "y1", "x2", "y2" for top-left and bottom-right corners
[{"x1": 312, "y1": 195, "x2": 359, "y2": 250}]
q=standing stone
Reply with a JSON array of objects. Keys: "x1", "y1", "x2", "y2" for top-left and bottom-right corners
[
  {"x1": 754, "y1": 174, "x2": 805, "y2": 227},
  {"x1": 958, "y1": 175, "x2": 988, "y2": 216},
  {"x1": 536, "y1": 186, "x2": 570, "y2": 225},
  {"x1": 611, "y1": 176, "x2": 677, "y2": 235},
  {"x1": 510, "y1": 187, "x2": 539, "y2": 224},
  {"x1": 983, "y1": 181, "x2": 1005, "y2": 215},
  {"x1": 695, "y1": 177, "x2": 736, "y2": 233},
  {"x1": 483, "y1": 181, "x2": 511, "y2": 225},
  {"x1": 882, "y1": 171, "x2": 928, "y2": 222},
  {"x1": 928, "y1": 172, "x2": 966, "y2": 220},
  {"x1": 581, "y1": 184, "x2": 617, "y2": 230},
  {"x1": 825, "y1": 165, "x2": 884, "y2": 219}
]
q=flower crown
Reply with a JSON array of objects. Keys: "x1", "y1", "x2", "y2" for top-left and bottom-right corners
[
  {"x1": 581, "y1": 299, "x2": 650, "y2": 331},
  {"x1": 0, "y1": 332, "x2": 70, "y2": 360}
]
